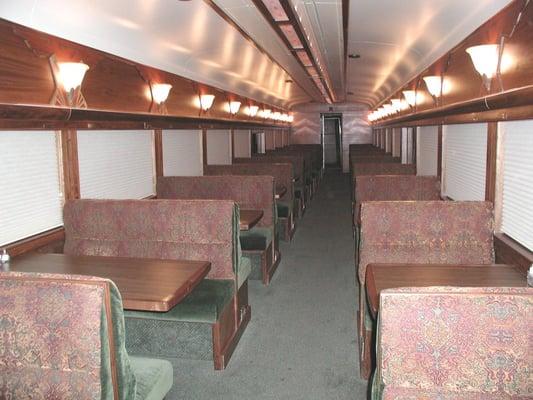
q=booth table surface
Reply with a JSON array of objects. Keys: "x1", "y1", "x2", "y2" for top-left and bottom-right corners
[
  {"x1": 8, "y1": 253, "x2": 211, "y2": 312},
  {"x1": 239, "y1": 209, "x2": 264, "y2": 230},
  {"x1": 366, "y1": 263, "x2": 526, "y2": 318}
]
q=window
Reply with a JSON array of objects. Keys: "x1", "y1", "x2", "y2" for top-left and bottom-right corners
[
  {"x1": 78, "y1": 130, "x2": 155, "y2": 199},
  {"x1": 163, "y1": 129, "x2": 203, "y2": 176},
  {"x1": 499, "y1": 121, "x2": 533, "y2": 250},
  {"x1": 206, "y1": 129, "x2": 232, "y2": 164},
  {"x1": 234, "y1": 130, "x2": 252, "y2": 158},
  {"x1": 0, "y1": 131, "x2": 63, "y2": 246},
  {"x1": 442, "y1": 123, "x2": 487, "y2": 200},
  {"x1": 417, "y1": 126, "x2": 439, "y2": 176}
]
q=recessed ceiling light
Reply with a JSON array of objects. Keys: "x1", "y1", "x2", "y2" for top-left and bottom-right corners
[{"x1": 348, "y1": 54, "x2": 361, "y2": 59}]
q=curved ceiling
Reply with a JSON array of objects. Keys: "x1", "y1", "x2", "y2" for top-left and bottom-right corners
[
  {"x1": 0, "y1": 0, "x2": 513, "y2": 109},
  {"x1": 0, "y1": 0, "x2": 321, "y2": 108}
]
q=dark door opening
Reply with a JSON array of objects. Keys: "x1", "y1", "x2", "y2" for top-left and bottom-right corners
[{"x1": 322, "y1": 115, "x2": 342, "y2": 168}]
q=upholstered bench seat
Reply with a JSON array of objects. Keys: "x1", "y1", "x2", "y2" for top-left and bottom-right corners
[
  {"x1": 239, "y1": 226, "x2": 278, "y2": 284},
  {"x1": 381, "y1": 387, "x2": 517, "y2": 399},
  {"x1": 130, "y1": 356, "x2": 174, "y2": 400},
  {"x1": 276, "y1": 201, "x2": 290, "y2": 218},
  {"x1": 240, "y1": 226, "x2": 272, "y2": 250},
  {"x1": 125, "y1": 279, "x2": 234, "y2": 324}
]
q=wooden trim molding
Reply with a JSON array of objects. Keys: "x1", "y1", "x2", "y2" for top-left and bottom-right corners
[
  {"x1": 485, "y1": 122, "x2": 498, "y2": 203},
  {"x1": 437, "y1": 125, "x2": 443, "y2": 178},
  {"x1": 7, "y1": 227, "x2": 65, "y2": 258},
  {"x1": 154, "y1": 129, "x2": 164, "y2": 177},
  {"x1": 494, "y1": 233, "x2": 533, "y2": 274},
  {"x1": 202, "y1": 128, "x2": 208, "y2": 169},
  {"x1": 60, "y1": 129, "x2": 80, "y2": 200}
]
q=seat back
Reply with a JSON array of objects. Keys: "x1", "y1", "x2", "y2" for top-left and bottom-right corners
[
  {"x1": 354, "y1": 175, "x2": 441, "y2": 225},
  {"x1": 351, "y1": 163, "x2": 417, "y2": 199},
  {"x1": 157, "y1": 175, "x2": 275, "y2": 230},
  {"x1": 64, "y1": 199, "x2": 239, "y2": 281},
  {"x1": 358, "y1": 201, "x2": 495, "y2": 284},
  {"x1": 235, "y1": 155, "x2": 304, "y2": 184},
  {"x1": 0, "y1": 271, "x2": 136, "y2": 400},
  {"x1": 375, "y1": 287, "x2": 532, "y2": 399},
  {"x1": 205, "y1": 163, "x2": 294, "y2": 206}
]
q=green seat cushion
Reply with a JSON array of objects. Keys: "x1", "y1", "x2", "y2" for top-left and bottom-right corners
[
  {"x1": 276, "y1": 201, "x2": 291, "y2": 218},
  {"x1": 130, "y1": 356, "x2": 173, "y2": 400},
  {"x1": 238, "y1": 255, "x2": 252, "y2": 288},
  {"x1": 124, "y1": 279, "x2": 234, "y2": 324},
  {"x1": 239, "y1": 226, "x2": 273, "y2": 251}
]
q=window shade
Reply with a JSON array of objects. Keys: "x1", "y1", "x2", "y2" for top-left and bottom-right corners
[
  {"x1": 163, "y1": 129, "x2": 203, "y2": 176},
  {"x1": 206, "y1": 129, "x2": 231, "y2": 164},
  {"x1": 442, "y1": 123, "x2": 487, "y2": 200},
  {"x1": 417, "y1": 126, "x2": 439, "y2": 176},
  {"x1": 500, "y1": 120, "x2": 533, "y2": 250},
  {"x1": 78, "y1": 130, "x2": 155, "y2": 199},
  {"x1": 234, "y1": 130, "x2": 251, "y2": 158},
  {"x1": 0, "y1": 131, "x2": 63, "y2": 246}
]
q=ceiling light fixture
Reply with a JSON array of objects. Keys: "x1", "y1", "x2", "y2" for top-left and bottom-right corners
[
  {"x1": 466, "y1": 44, "x2": 500, "y2": 90},
  {"x1": 263, "y1": 109, "x2": 272, "y2": 119},
  {"x1": 423, "y1": 75, "x2": 443, "y2": 98},
  {"x1": 402, "y1": 90, "x2": 417, "y2": 107},
  {"x1": 57, "y1": 62, "x2": 89, "y2": 92},
  {"x1": 151, "y1": 83, "x2": 172, "y2": 104},
  {"x1": 229, "y1": 101, "x2": 241, "y2": 115},
  {"x1": 248, "y1": 105, "x2": 259, "y2": 117},
  {"x1": 199, "y1": 94, "x2": 215, "y2": 111}
]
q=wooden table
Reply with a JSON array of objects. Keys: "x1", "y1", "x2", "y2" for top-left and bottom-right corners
[
  {"x1": 275, "y1": 185, "x2": 287, "y2": 199},
  {"x1": 239, "y1": 209, "x2": 264, "y2": 230},
  {"x1": 8, "y1": 253, "x2": 211, "y2": 312},
  {"x1": 366, "y1": 263, "x2": 526, "y2": 318}
]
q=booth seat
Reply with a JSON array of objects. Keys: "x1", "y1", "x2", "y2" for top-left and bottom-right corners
[
  {"x1": 351, "y1": 162, "x2": 416, "y2": 202},
  {"x1": 0, "y1": 271, "x2": 173, "y2": 400},
  {"x1": 271, "y1": 149, "x2": 314, "y2": 199},
  {"x1": 157, "y1": 176, "x2": 279, "y2": 285},
  {"x1": 205, "y1": 163, "x2": 296, "y2": 241},
  {"x1": 372, "y1": 287, "x2": 532, "y2": 399},
  {"x1": 235, "y1": 155, "x2": 306, "y2": 218},
  {"x1": 352, "y1": 175, "x2": 441, "y2": 236},
  {"x1": 63, "y1": 199, "x2": 250, "y2": 370},
  {"x1": 357, "y1": 201, "x2": 495, "y2": 379}
]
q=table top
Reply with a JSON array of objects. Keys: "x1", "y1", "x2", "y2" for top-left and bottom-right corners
[
  {"x1": 239, "y1": 209, "x2": 264, "y2": 230},
  {"x1": 275, "y1": 185, "x2": 287, "y2": 199},
  {"x1": 8, "y1": 253, "x2": 211, "y2": 312},
  {"x1": 366, "y1": 263, "x2": 526, "y2": 318}
]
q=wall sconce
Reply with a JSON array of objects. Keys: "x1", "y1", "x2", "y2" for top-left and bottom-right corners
[
  {"x1": 466, "y1": 44, "x2": 500, "y2": 91},
  {"x1": 200, "y1": 94, "x2": 215, "y2": 111},
  {"x1": 272, "y1": 111, "x2": 281, "y2": 120},
  {"x1": 422, "y1": 76, "x2": 442, "y2": 98},
  {"x1": 288, "y1": 115, "x2": 294, "y2": 123},
  {"x1": 229, "y1": 101, "x2": 241, "y2": 115},
  {"x1": 402, "y1": 90, "x2": 417, "y2": 107},
  {"x1": 390, "y1": 99, "x2": 402, "y2": 112},
  {"x1": 58, "y1": 62, "x2": 89, "y2": 93},
  {"x1": 151, "y1": 83, "x2": 172, "y2": 104},
  {"x1": 248, "y1": 105, "x2": 259, "y2": 117},
  {"x1": 263, "y1": 109, "x2": 272, "y2": 119}
]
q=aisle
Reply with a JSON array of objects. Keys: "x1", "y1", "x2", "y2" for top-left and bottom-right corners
[{"x1": 168, "y1": 170, "x2": 367, "y2": 399}]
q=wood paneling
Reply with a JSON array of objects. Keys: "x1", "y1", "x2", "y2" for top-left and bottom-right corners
[
  {"x1": 485, "y1": 122, "x2": 498, "y2": 202},
  {"x1": 154, "y1": 129, "x2": 164, "y2": 177},
  {"x1": 60, "y1": 129, "x2": 80, "y2": 200},
  {"x1": 494, "y1": 233, "x2": 533, "y2": 273},
  {"x1": 437, "y1": 125, "x2": 443, "y2": 178}
]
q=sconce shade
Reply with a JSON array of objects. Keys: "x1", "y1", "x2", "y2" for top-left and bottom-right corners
[
  {"x1": 287, "y1": 115, "x2": 294, "y2": 123},
  {"x1": 390, "y1": 98, "x2": 402, "y2": 112},
  {"x1": 151, "y1": 83, "x2": 172, "y2": 104},
  {"x1": 200, "y1": 94, "x2": 215, "y2": 111},
  {"x1": 402, "y1": 90, "x2": 417, "y2": 107},
  {"x1": 229, "y1": 101, "x2": 241, "y2": 114},
  {"x1": 272, "y1": 111, "x2": 281, "y2": 120},
  {"x1": 263, "y1": 109, "x2": 272, "y2": 119},
  {"x1": 423, "y1": 75, "x2": 442, "y2": 97},
  {"x1": 57, "y1": 62, "x2": 89, "y2": 92},
  {"x1": 248, "y1": 105, "x2": 259, "y2": 117},
  {"x1": 466, "y1": 44, "x2": 500, "y2": 79}
]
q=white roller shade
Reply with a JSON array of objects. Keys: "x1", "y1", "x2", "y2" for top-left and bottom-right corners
[
  {"x1": 163, "y1": 129, "x2": 202, "y2": 176},
  {"x1": 206, "y1": 129, "x2": 231, "y2": 164},
  {"x1": 234, "y1": 129, "x2": 251, "y2": 158},
  {"x1": 0, "y1": 131, "x2": 63, "y2": 246},
  {"x1": 78, "y1": 130, "x2": 155, "y2": 199},
  {"x1": 442, "y1": 124, "x2": 487, "y2": 200},
  {"x1": 500, "y1": 120, "x2": 533, "y2": 250},
  {"x1": 417, "y1": 126, "x2": 439, "y2": 176}
]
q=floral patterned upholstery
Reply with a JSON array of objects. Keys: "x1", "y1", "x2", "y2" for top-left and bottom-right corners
[
  {"x1": 64, "y1": 199, "x2": 238, "y2": 281},
  {"x1": 0, "y1": 272, "x2": 113, "y2": 399},
  {"x1": 357, "y1": 201, "x2": 495, "y2": 379},
  {"x1": 353, "y1": 176, "x2": 441, "y2": 226},
  {"x1": 204, "y1": 163, "x2": 294, "y2": 205},
  {"x1": 157, "y1": 176, "x2": 275, "y2": 231},
  {"x1": 235, "y1": 155, "x2": 304, "y2": 186},
  {"x1": 373, "y1": 287, "x2": 532, "y2": 399}
]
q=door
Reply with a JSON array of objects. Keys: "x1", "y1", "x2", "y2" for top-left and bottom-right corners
[{"x1": 323, "y1": 116, "x2": 341, "y2": 166}]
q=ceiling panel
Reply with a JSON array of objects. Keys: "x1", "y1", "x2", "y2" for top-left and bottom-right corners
[
  {"x1": 0, "y1": 0, "x2": 316, "y2": 107},
  {"x1": 347, "y1": 0, "x2": 513, "y2": 107}
]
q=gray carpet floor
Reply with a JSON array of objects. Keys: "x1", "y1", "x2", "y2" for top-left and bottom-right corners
[{"x1": 166, "y1": 170, "x2": 368, "y2": 399}]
